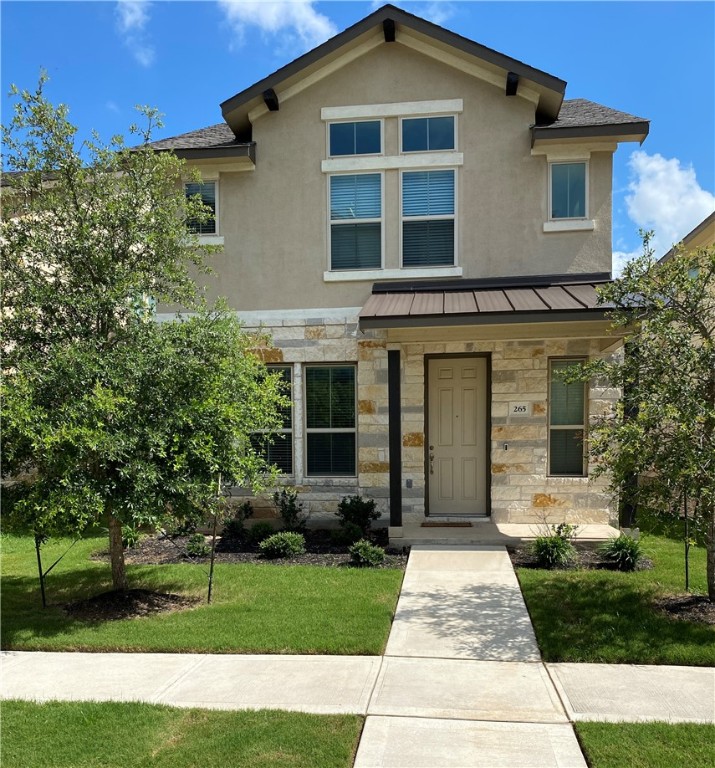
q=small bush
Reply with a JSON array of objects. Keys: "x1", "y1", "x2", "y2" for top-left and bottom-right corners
[
  {"x1": 336, "y1": 495, "x2": 381, "y2": 536},
  {"x1": 349, "y1": 539, "x2": 385, "y2": 568},
  {"x1": 331, "y1": 522, "x2": 363, "y2": 547},
  {"x1": 121, "y1": 525, "x2": 140, "y2": 549},
  {"x1": 599, "y1": 533, "x2": 643, "y2": 571},
  {"x1": 248, "y1": 521, "x2": 275, "y2": 545},
  {"x1": 186, "y1": 533, "x2": 210, "y2": 558},
  {"x1": 531, "y1": 524, "x2": 577, "y2": 569},
  {"x1": 222, "y1": 501, "x2": 254, "y2": 542},
  {"x1": 259, "y1": 532, "x2": 306, "y2": 559},
  {"x1": 273, "y1": 488, "x2": 307, "y2": 532}
]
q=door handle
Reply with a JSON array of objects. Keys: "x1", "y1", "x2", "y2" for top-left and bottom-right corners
[{"x1": 429, "y1": 453, "x2": 435, "y2": 474}]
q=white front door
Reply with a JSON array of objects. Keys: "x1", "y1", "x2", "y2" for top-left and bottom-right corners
[{"x1": 427, "y1": 357, "x2": 488, "y2": 516}]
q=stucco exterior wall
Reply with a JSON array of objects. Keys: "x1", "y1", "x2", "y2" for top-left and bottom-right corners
[{"x1": 196, "y1": 42, "x2": 614, "y2": 312}]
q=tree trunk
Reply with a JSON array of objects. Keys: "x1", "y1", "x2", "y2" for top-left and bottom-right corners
[
  {"x1": 108, "y1": 513, "x2": 129, "y2": 592},
  {"x1": 707, "y1": 508, "x2": 715, "y2": 603}
]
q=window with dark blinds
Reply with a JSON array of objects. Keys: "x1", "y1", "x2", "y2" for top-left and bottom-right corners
[
  {"x1": 250, "y1": 366, "x2": 292, "y2": 474},
  {"x1": 402, "y1": 170, "x2": 455, "y2": 267},
  {"x1": 185, "y1": 181, "x2": 216, "y2": 235},
  {"x1": 330, "y1": 174, "x2": 381, "y2": 270},
  {"x1": 305, "y1": 365, "x2": 356, "y2": 476},
  {"x1": 549, "y1": 359, "x2": 586, "y2": 476}
]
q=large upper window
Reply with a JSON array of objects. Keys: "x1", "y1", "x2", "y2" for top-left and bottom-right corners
[
  {"x1": 550, "y1": 162, "x2": 586, "y2": 220},
  {"x1": 305, "y1": 365, "x2": 356, "y2": 476},
  {"x1": 185, "y1": 181, "x2": 217, "y2": 235},
  {"x1": 402, "y1": 169, "x2": 455, "y2": 267},
  {"x1": 329, "y1": 173, "x2": 382, "y2": 270},
  {"x1": 401, "y1": 116, "x2": 455, "y2": 152},
  {"x1": 250, "y1": 366, "x2": 293, "y2": 475},
  {"x1": 549, "y1": 359, "x2": 587, "y2": 476},
  {"x1": 329, "y1": 120, "x2": 381, "y2": 156}
]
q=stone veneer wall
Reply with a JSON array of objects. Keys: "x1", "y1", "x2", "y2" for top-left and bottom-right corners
[
  {"x1": 396, "y1": 337, "x2": 619, "y2": 526},
  {"x1": 234, "y1": 312, "x2": 619, "y2": 528}
]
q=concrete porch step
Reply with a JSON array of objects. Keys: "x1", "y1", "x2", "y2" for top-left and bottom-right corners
[{"x1": 392, "y1": 522, "x2": 619, "y2": 548}]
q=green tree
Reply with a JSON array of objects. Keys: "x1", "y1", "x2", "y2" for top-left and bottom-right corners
[
  {"x1": 1, "y1": 78, "x2": 287, "y2": 591},
  {"x1": 579, "y1": 233, "x2": 715, "y2": 601}
]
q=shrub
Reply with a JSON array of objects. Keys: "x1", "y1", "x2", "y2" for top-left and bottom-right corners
[
  {"x1": 531, "y1": 523, "x2": 577, "y2": 569},
  {"x1": 259, "y1": 532, "x2": 306, "y2": 559},
  {"x1": 273, "y1": 488, "x2": 307, "y2": 532},
  {"x1": 248, "y1": 521, "x2": 275, "y2": 545},
  {"x1": 186, "y1": 533, "x2": 210, "y2": 558},
  {"x1": 222, "y1": 500, "x2": 254, "y2": 542},
  {"x1": 331, "y1": 522, "x2": 363, "y2": 547},
  {"x1": 121, "y1": 525, "x2": 140, "y2": 549},
  {"x1": 349, "y1": 539, "x2": 385, "y2": 568},
  {"x1": 599, "y1": 533, "x2": 643, "y2": 571},
  {"x1": 336, "y1": 495, "x2": 381, "y2": 536}
]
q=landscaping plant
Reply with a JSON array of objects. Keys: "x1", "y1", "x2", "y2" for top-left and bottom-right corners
[
  {"x1": 259, "y1": 532, "x2": 306, "y2": 559},
  {"x1": 349, "y1": 539, "x2": 386, "y2": 568},
  {"x1": 336, "y1": 495, "x2": 381, "y2": 537},
  {"x1": 185, "y1": 534, "x2": 210, "y2": 559},
  {"x1": 599, "y1": 533, "x2": 643, "y2": 572},
  {"x1": 273, "y1": 488, "x2": 307, "y2": 532},
  {"x1": 531, "y1": 523, "x2": 577, "y2": 569},
  {"x1": 248, "y1": 521, "x2": 275, "y2": 545}
]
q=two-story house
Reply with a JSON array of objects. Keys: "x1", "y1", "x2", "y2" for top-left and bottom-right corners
[{"x1": 151, "y1": 5, "x2": 649, "y2": 543}]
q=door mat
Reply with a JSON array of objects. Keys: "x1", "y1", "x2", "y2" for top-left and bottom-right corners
[{"x1": 421, "y1": 521, "x2": 473, "y2": 528}]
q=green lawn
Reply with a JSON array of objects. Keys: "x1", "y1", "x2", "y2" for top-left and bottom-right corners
[
  {"x1": 517, "y1": 535, "x2": 715, "y2": 665},
  {"x1": 575, "y1": 722, "x2": 715, "y2": 768},
  {"x1": 1, "y1": 534, "x2": 402, "y2": 655},
  {"x1": 0, "y1": 700, "x2": 361, "y2": 768}
]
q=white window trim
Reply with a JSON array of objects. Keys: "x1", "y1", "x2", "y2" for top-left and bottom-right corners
[
  {"x1": 321, "y1": 99, "x2": 463, "y2": 121},
  {"x1": 547, "y1": 357, "x2": 588, "y2": 478},
  {"x1": 399, "y1": 114, "x2": 458, "y2": 154},
  {"x1": 399, "y1": 167, "x2": 458, "y2": 269},
  {"x1": 185, "y1": 178, "x2": 220, "y2": 238},
  {"x1": 323, "y1": 266, "x2": 463, "y2": 282},
  {"x1": 303, "y1": 363, "x2": 358, "y2": 479},
  {"x1": 326, "y1": 118, "x2": 384, "y2": 159},
  {"x1": 327, "y1": 171, "x2": 385, "y2": 273},
  {"x1": 548, "y1": 160, "x2": 590, "y2": 223},
  {"x1": 322, "y1": 152, "x2": 463, "y2": 173}
]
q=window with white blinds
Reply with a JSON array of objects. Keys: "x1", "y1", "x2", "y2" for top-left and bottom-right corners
[
  {"x1": 250, "y1": 366, "x2": 293, "y2": 475},
  {"x1": 185, "y1": 181, "x2": 217, "y2": 235},
  {"x1": 305, "y1": 365, "x2": 356, "y2": 476},
  {"x1": 549, "y1": 359, "x2": 587, "y2": 476},
  {"x1": 330, "y1": 174, "x2": 382, "y2": 270},
  {"x1": 402, "y1": 169, "x2": 455, "y2": 267}
]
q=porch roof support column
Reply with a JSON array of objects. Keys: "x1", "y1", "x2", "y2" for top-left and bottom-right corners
[{"x1": 388, "y1": 349, "x2": 402, "y2": 527}]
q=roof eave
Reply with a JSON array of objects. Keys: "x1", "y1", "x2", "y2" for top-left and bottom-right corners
[
  {"x1": 532, "y1": 121, "x2": 650, "y2": 146},
  {"x1": 155, "y1": 144, "x2": 256, "y2": 164},
  {"x1": 220, "y1": 4, "x2": 567, "y2": 134}
]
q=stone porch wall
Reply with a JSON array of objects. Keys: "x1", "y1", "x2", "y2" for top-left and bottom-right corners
[{"x1": 232, "y1": 313, "x2": 618, "y2": 529}]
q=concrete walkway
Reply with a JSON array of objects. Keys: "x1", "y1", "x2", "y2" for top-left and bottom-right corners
[{"x1": 2, "y1": 544, "x2": 714, "y2": 766}]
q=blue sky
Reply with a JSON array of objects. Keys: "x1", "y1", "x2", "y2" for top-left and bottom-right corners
[{"x1": 2, "y1": 1, "x2": 714, "y2": 269}]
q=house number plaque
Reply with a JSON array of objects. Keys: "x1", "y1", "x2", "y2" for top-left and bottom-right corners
[{"x1": 509, "y1": 401, "x2": 532, "y2": 419}]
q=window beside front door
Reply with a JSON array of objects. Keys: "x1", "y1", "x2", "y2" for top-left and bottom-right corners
[
  {"x1": 305, "y1": 365, "x2": 356, "y2": 476},
  {"x1": 548, "y1": 359, "x2": 587, "y2": 476},
  {"x1": 250, "y1": 365, "x2": 293, "y2": 474}
]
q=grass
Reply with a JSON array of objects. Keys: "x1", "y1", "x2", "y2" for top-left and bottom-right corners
[
  {"x1": 0, "y1": 700, "x2": 361, "y2": 768},
  {"x1": 0, "y1": 534, "x2": 402, "y2": 655},
  {"x1": 517, "y1": 535, "x2": 715, "y2": 665},
  {"x1": 575, "y1": 722, "x2": 715, "y2": 768}
]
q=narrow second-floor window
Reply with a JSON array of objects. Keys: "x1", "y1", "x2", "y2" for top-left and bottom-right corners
[
  {"x1": 550, "y1": 162, "x2": 586, "y2": 219},
  {"x1": 402, "y1": 169, "x2": 455, "y2": 267},
  {"x1": 185, "y1": 181, "x2": 217, "y2": 235},
  {"x1": 330, "y1": 173, "x2": 382, "y2": 270},
  {"x1": 548, "y1": 359, "x2": 587, "y2": 476}
]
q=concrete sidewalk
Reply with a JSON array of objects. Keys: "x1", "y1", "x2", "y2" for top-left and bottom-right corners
[{"x1": 2, "y1": 544, "x2": 714, "y2": 767}]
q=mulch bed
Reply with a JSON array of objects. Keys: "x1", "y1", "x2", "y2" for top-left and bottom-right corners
[
  {"x1": 508, "y1": 547, "x2": 654, "y2": 572},
  {"x1": 93, "y1": 528, "x2": 410, "y2": 570},
  {"x1": 64, "y1": 588, "x2": 201, "y2": 622},
  {"x1": 655, "y1": 594, "x2": 715, "y2": 625}
]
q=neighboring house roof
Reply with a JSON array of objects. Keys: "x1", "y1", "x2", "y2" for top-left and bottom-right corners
[
  {"x1": 533, "y1": 98, "x2": 649, "y2": 144},
  {"x1": 659, "y1": 211, "x2": 715, "y2": 263},
  {"x1": 359, "y1": 274, "x2": 612, "y2": 329}
]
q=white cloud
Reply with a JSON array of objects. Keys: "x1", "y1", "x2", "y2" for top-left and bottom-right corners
[
  {"x1": 420, "y1": 2, "x2": 456, "y2": 26},
  {"x1": 115, "y1": 1, "x2": 155, "y2": 67},
  {"x1": 622, "y1": 150, "x2": 715, "y2": 260},
  {"x1": 218, "y1": 0, "x2": 337, "y2": 53}
]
